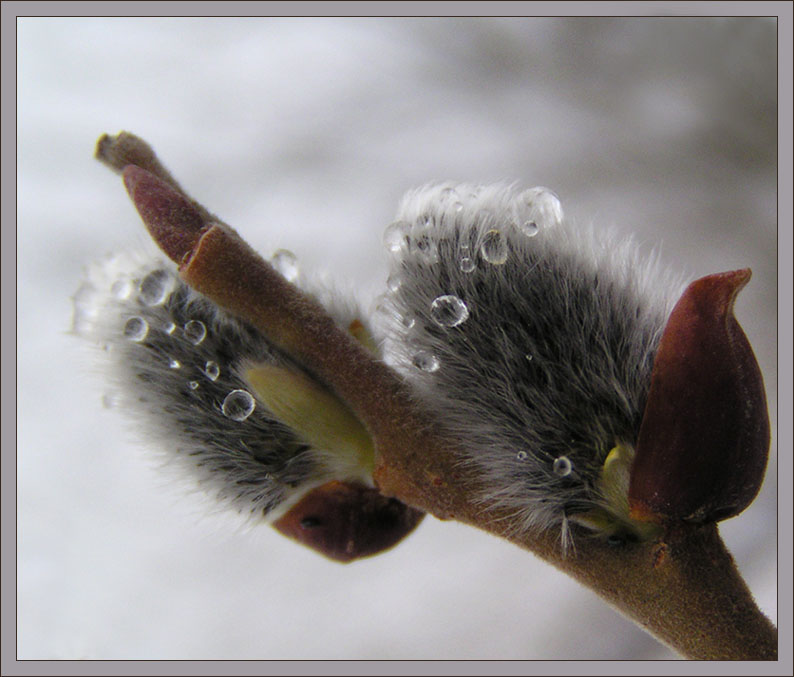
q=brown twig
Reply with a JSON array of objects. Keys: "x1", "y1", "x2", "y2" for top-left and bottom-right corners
[{"x1": 95, "y1": 131, "x2": 777, "y2": 660}]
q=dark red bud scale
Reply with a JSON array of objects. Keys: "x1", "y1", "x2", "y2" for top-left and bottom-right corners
[
  {"x1": 273, "y1": 481, "x2": 425, "y2": 563},
  {"x1": 629, "y1": 270, "x2": 770, "y2": 524}
]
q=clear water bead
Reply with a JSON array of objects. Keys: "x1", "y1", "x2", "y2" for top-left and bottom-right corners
[
  {"x1": 204, "y1": 361, "x2": 220, "y2": 381},
  {"x1": 138, "y1": 269, "x2": 174, "y2": 306},
  {"x1": 383, "y1": 220, "x2": 410, "y2": 253},
  {"x1": 188, "y1": 381, "x2": 200, "y2": 390},
  {"x1": 111, "y1": 277, "x2": 133, "y2": 300},
  {"x1": 271, "y1": 249, "x2": 299, "y2": 282},
  {"x1": 430, "y1": 295, "x2": 469, "y2": 327},
  {"x1": 480, "y1": 229, "x2": 508, "y2": 265},
  {"x1": 553, "y1": 456, "x2": 573, "y2": 477},
  {"x1": 459, "y1": 256, "x2": 476, "y2": 273},
  {"x1": 163, "y1": 322, "x2": 176, "y2": 335},
  {"x1": 516, "y1": 450, "x2": 528, "y2": 461},
  {"x1": 413, "y1": 233, "x2": 439, "y2": 264},
  {"x1": 518, "y1": 187, "x2": 563, "y2": 231},
  {"x1": 184, "y1": 320, "x2": 207, "y2": 345},
  {"x1": 401, "y1": 315, "x2": 416, "y2": 330},
  {"x1": 519, "y1": 221, "x2": 539, "y2": 237},
  {"x1": 387, "y1": 274, "x2": 402, "y2": 292},
  {"x1": 222, "y1": 389, "x2": 256, "y2": 421},
  {"x1": 168, "y1": 358, "x2": 181, "y2": 369},
  {"x1": 123, "y1": 316, "x2": 149, "y2": 342},
  {"x1": 412, "y1": 350, "x2": 440, "y2": 372}
]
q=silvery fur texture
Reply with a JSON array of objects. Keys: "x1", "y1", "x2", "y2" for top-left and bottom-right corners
[
  {"x1": 377, "y1": 183, "x2": 687, "y2": 547},
  {"x1": 73, "y1": 250, "x2": 369, "y2": 522}
]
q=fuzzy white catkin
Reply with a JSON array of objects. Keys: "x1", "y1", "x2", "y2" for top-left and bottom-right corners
[
  {"x1": 72, "y1": 249, "x2": 371, "y2": 523},
  {"x1": 375, "y1": 183, "x2": 687, "y2": 548}
]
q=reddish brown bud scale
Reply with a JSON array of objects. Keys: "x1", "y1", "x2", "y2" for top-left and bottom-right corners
[
  {"x1": 122, "y1": 165, "x2": 209, "y2": 264},
  {"x1": 629, "y1": 270, "x2": 770, "y2": 524},
  {"x1": 273, "y1": 481, "x2": 425, "y2": 562}
]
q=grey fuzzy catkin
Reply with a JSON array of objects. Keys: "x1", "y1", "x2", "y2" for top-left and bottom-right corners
[
  {"x1": 376, "y1": 183, "x2": 687, "y2": 547},
  {"x1": 73, "y1": 250, "x2": 370, "y2": 522}
]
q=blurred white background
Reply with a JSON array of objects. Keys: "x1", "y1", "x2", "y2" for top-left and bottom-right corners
[{"x1": 17, "y1": 16, "x2": 778, "y2": 660}]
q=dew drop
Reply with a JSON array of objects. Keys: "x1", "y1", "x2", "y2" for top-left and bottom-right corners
[
  {"x1": 184, "y1": 319, "x2": 207, "y2": 345},
  {"x1": 123, "y1": 316, "x2": 149, "y2": 342},
  {"x1": 188, "y1": 381, "x2": 200, "y2": 390},
  {"x1": 222, "y1": 389, "x2": 256, "y2": 421},
  {"x1": 519, "y1": 221, "x2": 539, "y2": 237},
  {"x1": 430, "y1": 295, "x2": 469, "y2": 327},
  {"x1": 459, "y1": 256, "x2": 476, "y2": 273},
  {"x1": 204, "y1": 361, "x2": 220, "y2": 381},
  {"x1": 518, "y1": 187, "x2": 563, "y2": 230},
  {"x1": 525, "y1": 353, "x2": 533, "y2": 362},
  {"x1": 440, "y1": 186, "x2": 457, "y2": 201},
  {"x1": 163, "y1": 322, "x2": 176, "y2": 335},
  {"x1": 138, "y1": 269, "x2": 174, "y2": 306},
  {"x1": 401, "y1": 315, "x2": 416, "y2": 330},
  {"x1": 553, "y1": 456, "x2": 573, "y2": 477},
  {"x1": 383, "y1": 220, "x2": 410, "y2": 253},
  {"x1": 271, "y1": 249, "x2": 299, "y2": 282},
  {"x1": 412, "y1": 350, "x2": 440, "y2": 372},
  {"x1": 480, "y1": 229, "x2": 508, "y2": 265},
  {"x1": 453, "y1": 201, "x2": 464, "y2": 213},
  {"x1": 387, "y1": 274, "x2": 402, "y2": 292},
  {"x1": 169, "y1": 358, "x2": 181, "y2": 370},
  {"x1": 413, "y1": 233, "x2": 439, "y2": 264},
  {"x1": 516, "y1": 450, "x2": 528, "y2": 461},
  {"x1": 111, "y1": 277, "x2": 133, "y2": 300}
]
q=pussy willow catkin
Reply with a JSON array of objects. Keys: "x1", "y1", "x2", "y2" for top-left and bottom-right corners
[
  {"x1": 375, "y1": 183, "x2": 685, "y2": 548},
  {"x1": 73, "y1": 249, "x2": 375, "y2": 523}
]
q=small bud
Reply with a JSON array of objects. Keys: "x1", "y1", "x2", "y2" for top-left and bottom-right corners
[
  {"x1": 273, "y1": 481, "x2": 425, "y2": 562},
  {"x1": 629, "y1": 270, "x2": 770, "y2": 523}
]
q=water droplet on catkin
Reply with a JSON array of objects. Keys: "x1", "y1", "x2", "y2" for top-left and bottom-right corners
[
  {"x1": 188, "y1": 381, "x2": 200, "y2": 390},
  {"x1": 519, "y1": 221, "x2": 539, "y2": 237},
  {"x1": 516, "y1": 450, "x2": 528, "y2": 461},
  {"x1": 414, "y1": 233, "x2": 439, "y2": 264},
  {"x1": 138, "y1": 269, "x2": 174, "y2": 306},
  {"x1": 459, "y1": 256, "x2": 476, "y2": 273},
  {"x1": 183, "y1": 320, "x2": 207, "y2": 345},
  {"x1": 111, "y1": 278, "x2": 133, "y2": 300},
  {"x1": 168, "y1": 358, "x2": 181, "y2": 369},
  {"x1": 412, "y1": 351, "x2": 440, "y2": 372},
  {"x1": 271, "y1": 250, "x2": 299, "y2": 282},
  {"x1": 553, "y1": 456, "x2": 573, "y2": 477},
  {"x1": 223, "y1": 389, "x2": 256, "y2": 421},
  {"x1": 387, "y1": 274, "x2": 402, "y2": 292},
  {"x1": 383, "y1": 220, "x2": 410, "y2": 253},
  {"x1": 123, "y1": 316, "x2": 149, "y2": 342},
  {"x1": 518, "y1": 187, "x2": 563, "y2": 230},
  {"x1": 430, "y1": 295, "x2": 469, "y2": 327},
  {"x1": 481, "y1": 229, "x2": 508, "y2": 265},
  {"x1": 204, "y1": 361, "x2": 220, "y2": 381}
]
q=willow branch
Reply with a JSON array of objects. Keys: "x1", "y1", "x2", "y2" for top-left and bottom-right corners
[{"x1": 95, "y1": 131, "x2": 777, "y2": 660}]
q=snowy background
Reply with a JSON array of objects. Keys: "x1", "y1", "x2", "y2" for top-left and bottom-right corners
[{"x1": 17, "y1": 17, "x2": 778, "y2": 660}]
